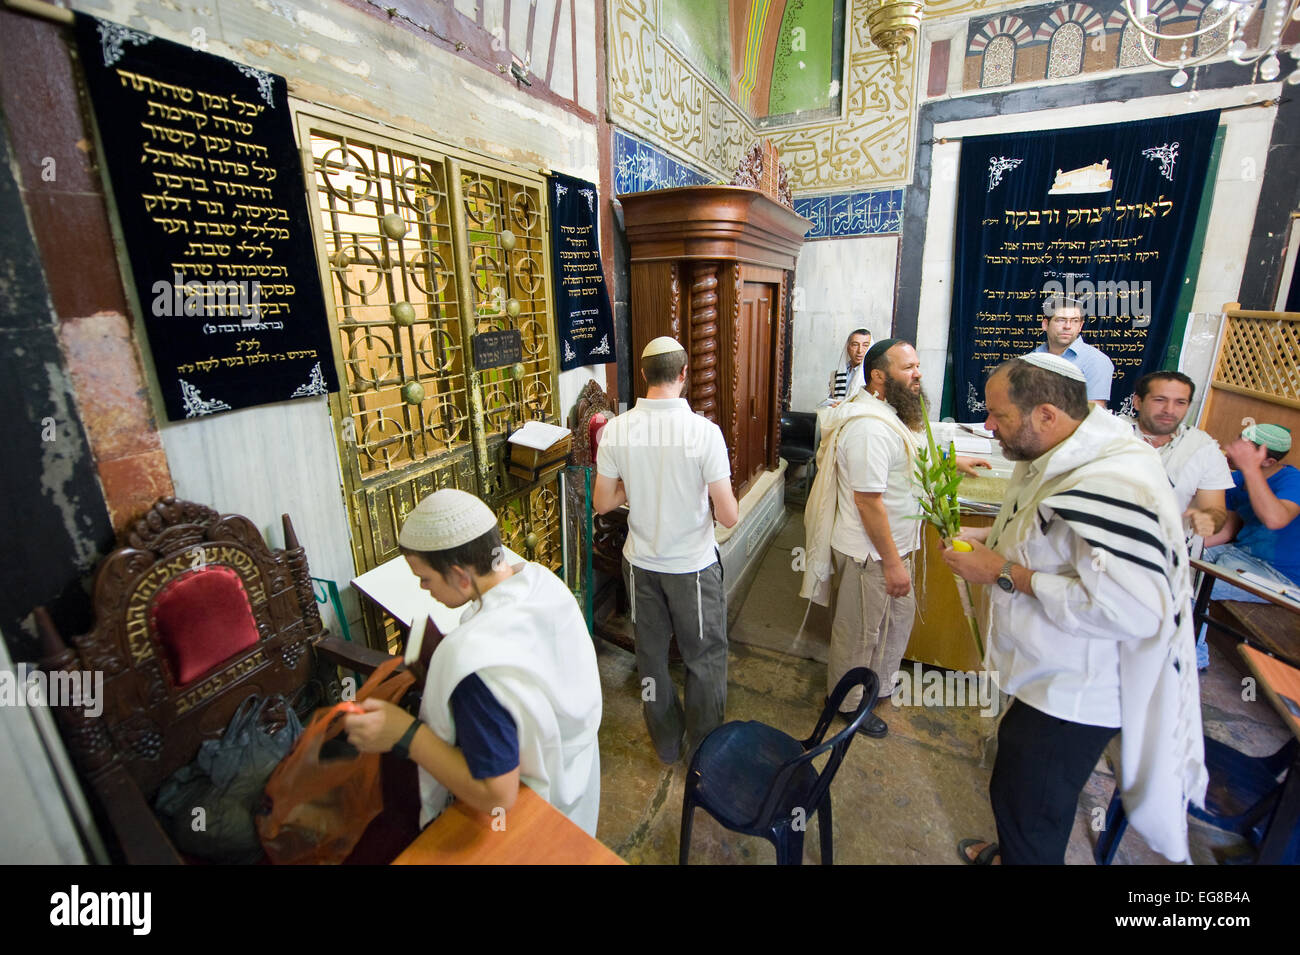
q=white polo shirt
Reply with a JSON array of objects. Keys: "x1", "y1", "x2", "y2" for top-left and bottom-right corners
[
  {"x1": 595, "y1": 397, "x2": 732, "y2": 573},
  {"x1": 829, "y1": 414, "x2": 920, "y2": 561}
]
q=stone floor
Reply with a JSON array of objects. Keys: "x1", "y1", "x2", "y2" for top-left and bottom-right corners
[{"x1": 591, "y1": 506, "x2": 1293, "y2": 865}]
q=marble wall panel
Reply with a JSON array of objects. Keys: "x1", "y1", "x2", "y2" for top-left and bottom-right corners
[{"x1": 788, "y1": 234, "x2": 900, "y2": 411}]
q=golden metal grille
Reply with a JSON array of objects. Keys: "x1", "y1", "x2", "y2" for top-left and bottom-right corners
[
  {"x1": 309, "y1": 133, "x2": 470, "y2": 478},
  {"x1": 294, "y1": 112, "x2": 564, "y2": 650},
  {"x1": 458, "y1": 168, "x2": 556, "y2": 440},
  {"x1": 1213, "y1": 312, "x2": 1300, "y2": 409},
  {"x1": 498, "y1": 475, "x2": 563, "y2": 571}
]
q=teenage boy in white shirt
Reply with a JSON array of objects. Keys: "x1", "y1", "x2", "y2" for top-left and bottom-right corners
[{"x1": 594, "y1": 337, "x2": 739, "y2": 762}]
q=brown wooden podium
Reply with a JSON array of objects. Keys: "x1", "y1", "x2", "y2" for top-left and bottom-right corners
[{"x1": 619, "y1": 186, "x2": 808, "y2": 498}]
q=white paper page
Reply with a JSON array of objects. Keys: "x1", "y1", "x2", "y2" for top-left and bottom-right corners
[
  {"x1": 1239, "y1": 571, "x2": 1300, "y2": 604},
  {"x1": 351, "y1": 546, "x2": 525, "y2": 635},
  {"x1": 952, "y1": 435, "x2": 994, "y2": 454},
  {"x1": 507, "y1": 420, "x2": 570, "y2": 450}
]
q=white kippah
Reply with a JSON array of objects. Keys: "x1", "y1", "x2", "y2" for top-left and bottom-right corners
[
  {"x1": 642, "y1": 336, "x2": 686, "y2": 359},
  {"x1": 398, "y1": 488, "x2": 498, "y2": 551},
  {"x1": 1019, "y1": 351, "x2": 1087, "y2": 382}
]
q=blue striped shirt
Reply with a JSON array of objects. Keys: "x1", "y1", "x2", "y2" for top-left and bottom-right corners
[{"x1": 1034, "y1": 336, "x2": 1114, "y2": 401}]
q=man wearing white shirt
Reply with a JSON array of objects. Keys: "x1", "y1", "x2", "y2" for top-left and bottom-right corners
[
  {"x1": 1129, "y1": 370, "x2": 1232, "y2": 536},
  {"x1": 945, "y1": 354, "x2": 1205, "y2": 865},
  {"x1": 593, "y1": 337, "x2": 739, "y2": 762},
  {"x1": 824, "y1": 339, "x2": 924, "y2": 738}
]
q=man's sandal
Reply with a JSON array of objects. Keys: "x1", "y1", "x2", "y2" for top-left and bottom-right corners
[{"x1": 957, "y1": 839, "x2": 999, "y2": 865}]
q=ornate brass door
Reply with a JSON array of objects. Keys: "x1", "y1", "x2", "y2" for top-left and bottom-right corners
[{"x1": 295, "y1": 112, "x2": 563, "y2": 650}]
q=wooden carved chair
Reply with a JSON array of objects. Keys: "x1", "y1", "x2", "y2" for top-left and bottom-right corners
[{"x1": 34, "y1": 497, "x2": 395, "y2": 864}]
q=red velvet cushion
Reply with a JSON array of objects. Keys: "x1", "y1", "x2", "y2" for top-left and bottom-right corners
[{"x1": 151, "y1": 566, "x2": 260, "y2": 685}]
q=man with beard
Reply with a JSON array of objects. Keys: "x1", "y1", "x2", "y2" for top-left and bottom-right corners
[
  {"x1": 1036, "y1": 296, "x2": 1114, "y2": 407},
  {"x1": 801, "y1": 339, "x2": 987, "y2": 737},
  {"x1": 945, "y1": 354, "x2": 1205, "y2": 865},
  {"x1": 1129, "y1": 371, "x2": 1232, "y2": 540}
]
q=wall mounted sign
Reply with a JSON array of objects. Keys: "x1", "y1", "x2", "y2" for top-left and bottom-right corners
[
  {"x1": 949, "y1": 111, "x2": 1219, "y2": 418},
  {"x1": 472, "y1": 329, "x2": 524, "y2": 370},
  {"x1": 548, "y1": 171, "x2": 616, "y2": 370},
  {"x1": 74, "y1": 15, "x2": 338, "y2": 420}
]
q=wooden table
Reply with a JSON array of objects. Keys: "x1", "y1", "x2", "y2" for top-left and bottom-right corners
[
  {"x1": 392, "y1": 786, "x2": 626, "y2": 865},
  {"x1": 1237, "y1": 644, "x2": 1300, "y2": 863}
]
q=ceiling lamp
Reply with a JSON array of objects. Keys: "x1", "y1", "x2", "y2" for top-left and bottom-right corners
[
  {"x1": 863, "y1": 0, "x2": 923, "y2": 71},
  {"x1": 1122, "y1": 0, "x2": 1300, "y2": 86}
]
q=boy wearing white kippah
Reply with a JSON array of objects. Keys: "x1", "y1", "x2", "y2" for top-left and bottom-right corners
[
  {"x1": 343, "y1": 488, "x2": 603, "y2": 835},
  {"x1": 594, "y1": 336, "x2": 738, "y2": 762}
]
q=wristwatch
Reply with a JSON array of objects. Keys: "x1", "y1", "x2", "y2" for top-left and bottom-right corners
[
  {"x1": 391, "y1": 718, "x2": 421, "y2": 760},
  {"x1": 996, "y1": 560, "x2": 1016, "y2": 593}
]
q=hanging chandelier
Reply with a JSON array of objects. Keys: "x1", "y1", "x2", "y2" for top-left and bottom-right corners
[
  {"x1": 1122, "y1": 0, "x2": 1300, "y2": 86},
  {"x1": 863, "y1": 0, "x2": 924, "y2": 70}
]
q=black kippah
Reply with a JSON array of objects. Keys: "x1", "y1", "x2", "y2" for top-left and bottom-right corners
[{"x1": 863, "y1": 337, "x2": 904, "y2": 368}]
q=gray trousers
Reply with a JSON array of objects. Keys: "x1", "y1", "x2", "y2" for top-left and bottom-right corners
[
  {"x1": 827, "y1": 549, "x2": 916, "y2": 712},
  {"x1": 623, "y1": 558, "x2": 728, "y2": 762}
]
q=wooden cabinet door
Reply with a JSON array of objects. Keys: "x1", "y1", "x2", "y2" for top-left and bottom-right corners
[{"x1": 738, "y1": 281, "x2": 775, "y2": 494}]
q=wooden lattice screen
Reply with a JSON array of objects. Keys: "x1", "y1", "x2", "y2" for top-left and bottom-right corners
[
  {"x1": 1212, "y1": 311, "x2": 1300, "y2": 408},
  {"x1": 1200, "y1": 309, "x2": 1300, "y2": 449}
]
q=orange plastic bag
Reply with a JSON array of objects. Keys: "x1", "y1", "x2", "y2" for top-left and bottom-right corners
[{"x1": 258, "y1": 657, "x2": 416, "y2": 865}]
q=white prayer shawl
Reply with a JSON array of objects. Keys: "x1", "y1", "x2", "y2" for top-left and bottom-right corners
[
  {"x1": 800, "y1": 391, "x2": 916, "y2": 606},
  {"x1": 416, "y1": 562, "x2": 603, "y2": 835},
  {"x1": 988, "y1": 407, "x2": 1207, "y2": 861}
]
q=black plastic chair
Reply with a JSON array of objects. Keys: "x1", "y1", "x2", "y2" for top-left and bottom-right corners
[
  {"x1": 779, "y1": 411, "x2": 819, "y2": 502},
  {"x1": 679, "y1": 667, "x2": 879, "y2": 865},
  {"x1": 1093, "y1": 736, "x2": 1298, "y2": 864}
]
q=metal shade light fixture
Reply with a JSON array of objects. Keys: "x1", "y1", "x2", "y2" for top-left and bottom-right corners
[
  {"x1": 1122, "y1": 0, "x2": 1300, "y2": 87},
  {"x1": 863, "y1": 0, "x2": 924, "y2": 71}
]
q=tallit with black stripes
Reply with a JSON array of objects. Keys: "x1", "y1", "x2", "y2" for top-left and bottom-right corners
[{"x1": 989, "y1": 406, "x2": 1208, "y2": 862}]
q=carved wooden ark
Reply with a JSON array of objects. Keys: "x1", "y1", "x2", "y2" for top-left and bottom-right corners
[{"x1": 620, "y1": 184, "x2": 807, "y2": 497}]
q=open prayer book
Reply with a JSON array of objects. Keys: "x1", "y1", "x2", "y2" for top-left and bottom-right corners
[{"x1": 351, "y1": 547, "x2": 525, "y2": 665}]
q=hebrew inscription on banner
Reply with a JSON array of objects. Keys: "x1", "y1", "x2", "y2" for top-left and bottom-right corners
[
  {"x1": 74, "y1": 15, "x2": 338, "y2": 420},
  {"x1": 948, "y1": 112, "x2": 1219, "y2": 418},
  {"x1": 548, "y1": 172, "x2": 616, "y2": 370}
]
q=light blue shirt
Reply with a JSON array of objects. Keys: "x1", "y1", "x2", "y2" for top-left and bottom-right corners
[{"x1": 1034, "y1": 336, "x2": 1114, "y2": 402}]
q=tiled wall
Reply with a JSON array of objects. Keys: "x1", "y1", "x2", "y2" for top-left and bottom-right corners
[
  {"x1": 794, "y1": 188, "x2": 905, "y2": 239},
  {"x1": 612, "y1": 127, "x2": 711, "y2": 195}
]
